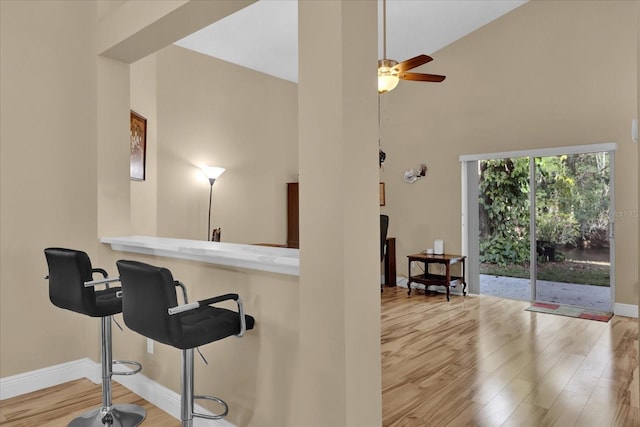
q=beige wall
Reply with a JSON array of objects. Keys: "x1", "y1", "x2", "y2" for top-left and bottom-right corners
[
  {"x1": 380, "y1": 0, "x2": 639, "y2": 306},
  {"x1": 153, "y1": 45, "x2": 298, "y2": 243},
  {"x1": 0, "y1": 0, "x2": 99, "y2": 376}
]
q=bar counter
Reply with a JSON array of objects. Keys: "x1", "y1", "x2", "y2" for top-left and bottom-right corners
[{"x1": 100, "y1": 236, "x2": 300, "y2": 276}]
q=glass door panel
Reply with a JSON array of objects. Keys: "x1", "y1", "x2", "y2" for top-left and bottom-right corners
[
  {"x1": 534, "y1": 152, "x2": 611, "y2": 311},
  {"x1": 478, "y1": 157, "x2": 531, "y2": 301}
]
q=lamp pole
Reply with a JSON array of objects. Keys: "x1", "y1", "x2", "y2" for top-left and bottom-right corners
[
  {"x1": 201, "y1": 166, "x2": 225, "y2": 242},
  {"x1": 208, "y1": 178, "x2": 215, "y2": 241}
]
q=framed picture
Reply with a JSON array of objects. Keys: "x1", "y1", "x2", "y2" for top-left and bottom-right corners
[
  {"x1": 380, "y1": 182, "x2": 386, "y2": 206},
  {"x1": 130, "y1": 110, "x2": 147, "y2": 181}
]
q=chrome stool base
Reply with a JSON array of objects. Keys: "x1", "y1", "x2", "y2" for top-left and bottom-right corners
[
  {"x1": 69, "y1": 317, "x2": 146, "y2": 427},
  {"x1": 68, "y1": 404, "x2": 146, "y2": 427}
]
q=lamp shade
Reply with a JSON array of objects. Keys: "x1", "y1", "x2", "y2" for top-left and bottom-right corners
[
  {"x1": 378, "y1": 59, "x2": 399, "y2": 94},
  {"x1": 202, "y1": 166, "x2": 225, "y2": 181}
]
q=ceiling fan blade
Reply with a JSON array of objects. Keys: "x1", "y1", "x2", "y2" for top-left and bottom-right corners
[
  {"x1": 400, "y1": 72, "x2": 446, "y2": 83},
  {"x1": 394, "y1": 54, "x2": 433, "y2": 73}
]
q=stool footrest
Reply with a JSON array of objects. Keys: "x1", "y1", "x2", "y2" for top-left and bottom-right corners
[
  {"x1": 193, "y1": 394, "x2": 229, "y2": 420},
  {"x1": 113, "y1": 360, "x2": 142, "y2": 376}
]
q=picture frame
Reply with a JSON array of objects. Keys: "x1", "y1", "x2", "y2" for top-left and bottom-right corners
[
  {"x1": 380, "y1": 182, "x2": 386, "y2": 206},
  {"x1": 130, "y1": 110, "x2": 147, "y2": 181}
]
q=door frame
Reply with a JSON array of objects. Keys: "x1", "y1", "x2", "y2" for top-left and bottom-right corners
[{"x1": 460, "y1": 143, "x2": 617, "y2": 310}]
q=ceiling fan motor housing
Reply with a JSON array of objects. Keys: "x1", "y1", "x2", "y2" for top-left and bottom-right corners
[{"x1": 378, "y1": 59, "x2": 400, "y2": 93}]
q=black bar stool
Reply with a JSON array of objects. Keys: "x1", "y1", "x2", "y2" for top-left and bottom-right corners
[
  {"x1": 116, "y1": 260, "x2": 255, "y2": 427},
  {"x1": 44, "y1": 248, "x2": 146, "y2": 427}
]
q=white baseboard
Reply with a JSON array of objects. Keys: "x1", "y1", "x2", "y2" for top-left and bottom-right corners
[
  {"x1": 396, "y1": 277, "x2": 409, "y2": 287},
  {"x1": 0, "y1": 359, "x2": 234, "y2": 427},
  {"x1": 0, "y1": 358, "x2": 97, "y2": 400},
  {"x1": 614, "y1": 303, "x2": 638, "y2": 318}
]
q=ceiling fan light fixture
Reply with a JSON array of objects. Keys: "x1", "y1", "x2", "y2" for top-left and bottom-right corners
[{"x1": 378, "y1": 59, "x2": 400, "y2": 93}]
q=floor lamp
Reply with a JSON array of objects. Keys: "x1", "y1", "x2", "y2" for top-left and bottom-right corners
[{"x1": 202, "y1": 166, "x2": 225, "y2": 241}]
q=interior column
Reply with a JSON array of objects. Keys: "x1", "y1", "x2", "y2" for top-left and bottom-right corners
[{"x1": 296, "y1": 1, "x2": 381, "y2": 425}]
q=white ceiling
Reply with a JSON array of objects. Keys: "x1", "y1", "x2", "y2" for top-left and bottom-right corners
[{"x1": 175, "y1": 0, "x2": 527, "y2": 83}]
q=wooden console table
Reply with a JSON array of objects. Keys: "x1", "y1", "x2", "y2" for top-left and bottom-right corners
[{"x1": 407, "y1": 253, "x2": 466, "y2": 301}]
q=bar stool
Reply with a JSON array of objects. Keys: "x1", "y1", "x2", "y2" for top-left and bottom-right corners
[
  {"x1": 116, "y1": 260, "x2": 255, "y2": 427},
  {"x1": 44, "y1": 248, "x2": 146, "y2": 427}
]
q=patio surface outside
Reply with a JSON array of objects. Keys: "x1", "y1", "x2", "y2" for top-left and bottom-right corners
[{"x1": 480, "y1": 274, "x2": 612, "y2": 312}]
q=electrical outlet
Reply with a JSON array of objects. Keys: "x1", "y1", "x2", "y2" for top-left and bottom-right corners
[{"x1": 147, "y1": 338, "x2": 154, "y2": 354}]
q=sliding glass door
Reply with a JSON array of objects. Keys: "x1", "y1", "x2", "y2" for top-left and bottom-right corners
[{"x1": 461, "y1": 144, "x2": 615, "y2": 313}]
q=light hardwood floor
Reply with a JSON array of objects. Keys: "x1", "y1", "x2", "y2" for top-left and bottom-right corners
[
  {"x1": 382, "y1": 288, "x2": 639, "y2": 427},
  {"x1": 1, "y1": 289, "x2": 638, "y2": 426},
  {"x1": 0, "y1": 379, "x2": 177, "y2": 426}
]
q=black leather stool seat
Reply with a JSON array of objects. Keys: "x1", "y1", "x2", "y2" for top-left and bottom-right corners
[
  {"x1": 93, "y1": 288, "x2": 123, "y2": 316},
  {"x1": 117, "y1": 260, "x2": 254, "y2": 350},
  {"x1": 174, "y1": 306, "x2": 256, "y2": 349}
]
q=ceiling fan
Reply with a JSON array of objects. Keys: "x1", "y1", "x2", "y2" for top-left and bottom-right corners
[{"x1": 378, "y1": 0, "x2": 446, "y2": 93}]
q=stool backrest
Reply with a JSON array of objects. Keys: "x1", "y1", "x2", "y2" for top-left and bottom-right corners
[
  {"x1": 116, "y1": 260, "x2": 182, "y2": 347},
  {"x1": 44, "y1": 247, "x2": 98, "y2": 316}
]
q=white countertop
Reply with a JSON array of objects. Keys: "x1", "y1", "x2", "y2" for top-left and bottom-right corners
[{"x1": 100, "y1": 236, "x2": 300, "y2": 276}]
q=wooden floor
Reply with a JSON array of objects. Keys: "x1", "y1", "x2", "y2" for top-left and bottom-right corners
[
  {"x1": 1, "y1": 289, "x2": 638, "y2": 426},
  {"x1": 0, "y1": 379, "x2": 177, "y2": 426},
  {"x1": 382, "y1": 288, "x2": 639, "y2": 427}
]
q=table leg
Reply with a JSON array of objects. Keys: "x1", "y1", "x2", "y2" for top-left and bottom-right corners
[
  {"x1": 407, "y1": 259, "x2": 412, "y2": 296},
  {"x1": 462, "y1": 258, "x2": 467, "y2": 296},
  {"x1": 445, "y1": 262, "x2": 451, "y2": 301}
]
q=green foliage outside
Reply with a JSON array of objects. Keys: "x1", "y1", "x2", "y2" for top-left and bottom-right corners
[
  {"x1": 479, "y1": 153, "x2": 610, "y2": 271},
  {"x1": 478, "y1": 158, "x2": 530, "y2": 266}
]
